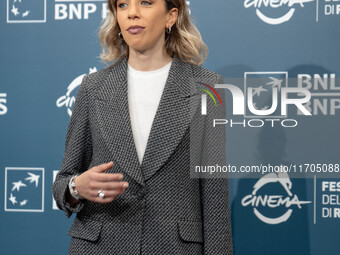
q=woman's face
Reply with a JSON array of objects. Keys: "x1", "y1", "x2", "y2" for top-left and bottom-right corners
[{"x1": 116, "y1": 0, "x2": 175, "y2": 53}]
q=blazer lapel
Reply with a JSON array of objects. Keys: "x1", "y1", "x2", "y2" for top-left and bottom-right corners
[
  {"x1": 140, "y1": 56, "x2": 201, "y2": 181},
  {"x1": 94, "y1": 55, "x2": 202, "y2": 186},
  {"x1": 94, "y1": 56, "x2": 145, "y2": 187}
]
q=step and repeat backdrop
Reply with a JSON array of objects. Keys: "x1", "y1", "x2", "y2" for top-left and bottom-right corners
[{"x1": 0, "y1": 1, "x2": 339, "y2": 254}]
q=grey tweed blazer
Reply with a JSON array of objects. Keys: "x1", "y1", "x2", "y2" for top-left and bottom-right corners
[{"x1": 52, "y1": 55, "x2": 233, "y2": 255}]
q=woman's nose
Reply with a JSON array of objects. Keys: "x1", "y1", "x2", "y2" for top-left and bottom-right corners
[{"x1": 127, "y1": 2, "x2": 140, "y2": 19}]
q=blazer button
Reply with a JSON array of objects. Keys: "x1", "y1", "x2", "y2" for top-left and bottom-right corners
[{"x1": 136, "y1": 191, "x2": 145, "y2": 200}]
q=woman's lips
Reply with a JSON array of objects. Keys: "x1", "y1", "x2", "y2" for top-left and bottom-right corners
[{"x1": 127, "y1": 26, "x2": 144, "y2": 34}]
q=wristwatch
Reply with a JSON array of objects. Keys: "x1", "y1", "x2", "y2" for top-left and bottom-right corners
[{"x1": 68, "y1": 175, "x2": 84, "y2": 200}]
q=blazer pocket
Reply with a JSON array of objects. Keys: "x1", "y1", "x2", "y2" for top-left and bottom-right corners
[
  {"x1": 67, "y1": 216, "x2": 103, "y2": 242},
  {"x1": 177, "y1": 219, "x2": 203, "y2": 243}
]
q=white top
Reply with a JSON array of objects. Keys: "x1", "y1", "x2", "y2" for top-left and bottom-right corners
[{"x1": 127, "y1": 61, "x2": 172, "y2": 165}]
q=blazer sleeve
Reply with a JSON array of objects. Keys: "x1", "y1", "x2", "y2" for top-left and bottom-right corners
[
  {"x1": 200, "y1": 74, "x2": 233, "y2": 255},
  {"x1": 52, "y1": 74, "x2": 93, "y2": 218}
]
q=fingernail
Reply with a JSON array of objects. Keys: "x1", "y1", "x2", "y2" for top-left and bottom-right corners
[{"x1": 123, "y1": 183, "x2": 128, "y2": 188}]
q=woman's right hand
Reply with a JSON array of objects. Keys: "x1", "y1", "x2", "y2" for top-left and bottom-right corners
[{"x1": 73, "y1": 161, "x2": 129, "y2": 204}]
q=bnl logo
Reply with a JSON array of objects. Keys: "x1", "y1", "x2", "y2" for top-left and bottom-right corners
[
  {"x1": 7, "y1": 0, "x2": 46, "y2": 23},
  {"x1": 200, "y1": 72, "x2": 312, "y2": 117},
  {"x1": 4, "y1": 167, "x2": 44, "y2": 212}
]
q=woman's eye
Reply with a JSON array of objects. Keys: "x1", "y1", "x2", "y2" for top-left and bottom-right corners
[
  {"x1": 141, "y1": 1, "x2": 151, "y2": 5},
  {"x1": 118, "y1": 3, "x2": 127, "y2": 8}
]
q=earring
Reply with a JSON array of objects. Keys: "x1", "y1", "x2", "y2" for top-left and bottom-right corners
[
  {"x1": 118, "y1": 32, "x2": 123, "y2": 39},
  {"x1": 166, "y1": 26, "x2": 171, "y2": 34}
]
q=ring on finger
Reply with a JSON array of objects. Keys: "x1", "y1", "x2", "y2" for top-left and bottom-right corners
[{"x1": 97, "y1": 189, "x2": 105, "y2": 199}]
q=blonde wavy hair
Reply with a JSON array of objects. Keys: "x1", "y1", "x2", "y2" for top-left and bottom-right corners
[{"x1": 98, "y1": 0, "x2": 208, "y2": 66}]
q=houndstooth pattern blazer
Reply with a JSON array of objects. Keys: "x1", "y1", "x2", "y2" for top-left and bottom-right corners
[{"x1": 52, "y1": 55, "x2": 233, "y2": 255}]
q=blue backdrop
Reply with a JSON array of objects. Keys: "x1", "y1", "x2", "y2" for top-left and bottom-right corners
[{"x1": 1, "y1": 0, "x2": 339, "y2": 254}]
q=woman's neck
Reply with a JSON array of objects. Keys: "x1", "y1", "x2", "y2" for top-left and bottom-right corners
[{"x1": 128, "y1": 48, "x2": 173, "y2": 71}]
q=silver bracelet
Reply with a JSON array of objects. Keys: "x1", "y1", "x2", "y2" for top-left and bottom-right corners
[{"x1": 68, "y1": 175, "x2": 84, "y2": 200}]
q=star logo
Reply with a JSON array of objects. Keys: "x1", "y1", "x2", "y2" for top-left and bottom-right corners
[
  {"x1": 252, "y1": 85, "x2": 268, "y2": 97},
  {"x1": 5, "y1": 167, "x2": 44, "y2": 212},
  {"x1": 20, "y1": 200, "x2": 28, "y2": 206},
  {"x1": 25, "y1": 172, "x2": 40, "y2": 187},
  {"x1": 266, "y1": 77, "x2": 283, "y2": 91},
  {"x1": 12, "y1": 180, "x2": 27, "y2": 192},
  {"x1": 7, "y1": 0, "x2": 46, "y2": 23},
  {"x1": 9, "y1": 193, "x2": 17, "y2": 205},
  {"x1": 244, "y1": 72, "x2": 288, "y2": 118},
  {"x1": 10, "y1": 5, "x2": 19, "y2": 16}
]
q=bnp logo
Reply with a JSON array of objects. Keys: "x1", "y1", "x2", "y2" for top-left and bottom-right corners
[{"x1": 7, "y1": 0, "x2": 46, "y2": 23}]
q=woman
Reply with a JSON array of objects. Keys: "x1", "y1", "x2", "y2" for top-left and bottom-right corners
[{"x1": 52, "y1": 0, "x2": 233, "y2": 254}]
